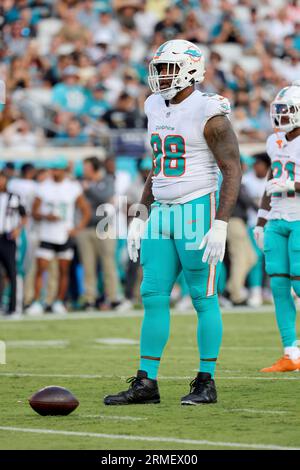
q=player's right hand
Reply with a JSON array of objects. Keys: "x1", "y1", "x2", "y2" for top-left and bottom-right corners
[
  {"x1": 127, "y1": 217, "x2": 146, "y2": 263},
  {"x1": 199, "y1": 219, "x2": 228, "y2": 265},
  {"x1": 253, "y1": 226, "x2": 264, "y2": 250}
]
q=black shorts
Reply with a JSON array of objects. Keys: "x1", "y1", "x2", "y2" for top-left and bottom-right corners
[{"x1": 36, "y1": 239, "x2": 74, "y2": 260}]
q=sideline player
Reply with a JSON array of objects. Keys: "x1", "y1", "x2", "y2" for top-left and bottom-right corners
[
  {"x1": 254, "y1": 81, "x2": 300, "y2": 372},
  {"x1": 104, "y1": 40, "x2": 241, "y2": 405},
  {"x1": 26, "y1": 161, "x2": 90, "y2": 315}
]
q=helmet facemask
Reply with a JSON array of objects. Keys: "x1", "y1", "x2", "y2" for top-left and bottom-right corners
[
  {"x1": 148, "y1": 61, "x2": 186, "y2": 100},
  {"x1": 270, "y1": 102, "x2": 300, "y2": 133},
  {"x1": 148, "y1": 40, "x2": 205, "y2": 100}
]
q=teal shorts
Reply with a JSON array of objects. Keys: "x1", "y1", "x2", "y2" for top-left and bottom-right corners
[
  {"x1": 264, "y1": 219, "x2": 300, "y2": 276},
  {"x1": 140, "y1": 192, "x2": 220, "y2": 299}
]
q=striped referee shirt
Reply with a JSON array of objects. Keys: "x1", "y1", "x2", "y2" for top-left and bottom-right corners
[{"x1": 0, "y1": 191, "x2": 26, "y2": 235}]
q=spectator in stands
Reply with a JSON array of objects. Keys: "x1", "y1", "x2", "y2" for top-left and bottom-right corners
[
  {"x1": 91, "y1": 8, "x2": 120, "y2": 42},
  {"x1": 86, "y1": 83, "x2": 110, "y2": 120},
  {"x1": 76, "y1": 0, "x2": 99, "y2": 31},
  {"x1": 102, "y1": 92, "x2": 146, "y2": 129},
  {"x1": 4, "y1": 19, "x2": 31, "y2": 57},
  {"x1": 134, "y1": 0, "x2": 158, "y2": 41},
  {"x1": 232, "y1": 107, "x2": 266, "y2": 143},
  {"x1": 51, "y1": 66, "x2": 90, "y2": 116},
  {"x1": 211, "y1": 11, "x2": 245, "y2": 45},
  {"x1": 53, "y1": 117, "x2": 90, "y2": 146},
  {"x1": 2, "y1": 118, "x2": 44, "y2": 151},
  {"x1": 268, "y1": 8, "x2": 294, "y2": 46},
  {"x1": 194, "y1": 0, "x2": 219, "y2": 36},
  {"x1": 182, "y1": 10, "x2": 208, "y2": 44},
  {"x1": 154, "y1": 6, "x2": 182, "y2": 41},
  {"x1": 228, "y1": 64, "x2": 253, "y2": 94},
  {"x1": 7, "y1": 56, "x2": 30, "y2": 91},
  {"x1": 293, "y1": 22, "x2": 300, "y2": 51},
  {"x1": 56, "y1": 7, "x2": 90, "y2": 44}
]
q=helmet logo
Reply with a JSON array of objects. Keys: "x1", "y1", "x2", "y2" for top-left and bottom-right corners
[
  {"x1": 277, "y1": 87, "x2": 289, "y2": 99},
  {"x1": 184, "y1": 48, "x2": 202, "y2": 62},
  {"x1": 153, "y1": 43, "x2": 167, "y2": 60}
]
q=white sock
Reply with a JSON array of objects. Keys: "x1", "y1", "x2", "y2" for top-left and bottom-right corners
[{"x1": 284, "y1": 346, "x2": 300, "y2": 360}]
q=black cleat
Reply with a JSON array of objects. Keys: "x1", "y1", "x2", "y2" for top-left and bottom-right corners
[
  {"x1": 181, "y1": 372, "x2": 217, "y2": 405},
  {"x1": 104, "y1": 370, "x2": 160, "y2": 406}
]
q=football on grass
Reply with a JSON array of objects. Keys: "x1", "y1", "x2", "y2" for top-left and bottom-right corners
[{"x1": 29, "y1": 386, "x2": 79, "y2": 416}]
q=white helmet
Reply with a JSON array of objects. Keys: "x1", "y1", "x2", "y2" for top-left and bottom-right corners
[
  {"x1": 270, "y1": 80, "x2": 300, "y2": 133},
  {"x1": 148, "y1": 39, "x2": 205, "y2": 100}
]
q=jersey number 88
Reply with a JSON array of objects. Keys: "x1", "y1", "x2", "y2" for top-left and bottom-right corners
[{"x1": 151, "y1": 134, "x2": 186, "y2": 177}]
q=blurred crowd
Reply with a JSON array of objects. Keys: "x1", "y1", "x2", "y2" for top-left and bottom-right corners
[{"x1": 1, "y1": 0, "x2": 300, "y2": 149}]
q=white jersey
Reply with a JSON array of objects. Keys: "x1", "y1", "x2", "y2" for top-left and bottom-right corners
[
  {"x1": 266, "y1": 132, "x2": 300, "y2": 221},
  {"x1": 8, "y1": 178, "x2": 38, "y2": 213},
  {"x1": 36, "y1": 178, "x2": 82, "y2": 244},
  {"x1": 242, "y1": 171, "x2": 267, "y2": 227},
  {"x1": 145, "y1": 90, "x2": 231, "y2": 203}
]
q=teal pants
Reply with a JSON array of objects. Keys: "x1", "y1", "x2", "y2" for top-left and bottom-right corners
[
  {"x1": 264, "y1": 219, "x2": 300, "y2": 348},
  {"x1": 139, "y1": 193, "x2": 223, "y2": 379},
  {"x1": 247, "y1": 227, "x2": 264, "y2": 288}
]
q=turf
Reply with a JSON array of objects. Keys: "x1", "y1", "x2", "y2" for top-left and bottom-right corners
[{"x1": 0, "y1": 310, "x2": 299, "y2": 450}]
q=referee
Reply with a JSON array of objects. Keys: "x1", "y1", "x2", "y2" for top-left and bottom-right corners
[{"x1": 0, "y1": 171, "x2": 27, "y2": 315}]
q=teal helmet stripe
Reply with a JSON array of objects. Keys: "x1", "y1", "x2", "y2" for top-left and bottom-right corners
[{"x1": 155, "y1": 42, "x2": 168, "y2": 57}]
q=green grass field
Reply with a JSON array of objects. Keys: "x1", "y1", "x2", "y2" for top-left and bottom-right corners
[{"x1": 0, "y1": 309, "x2": 299, "y2": 450}]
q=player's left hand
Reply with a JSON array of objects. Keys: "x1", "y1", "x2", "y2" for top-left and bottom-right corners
[
  {"x1": 266, "y1": 178, "x2": 295, "y2": 195},
  {"x1": 199, "y1": 219, "x2": 228, "y2": 265},
  {"x1": 127, "y1": 217, "x2": 146, "y2": 263}
]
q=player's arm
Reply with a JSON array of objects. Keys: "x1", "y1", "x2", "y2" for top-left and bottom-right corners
[
  {"x1": 127, "y1": 168, "x2": 154, "y2": 263},
  {"x1": 200, "y1": 115, "x2": 242, "y2": 265},
  {"x1": 253, "y1": 169, "x2": 273, "y2": 250},
  {"x1": 9, "y1": 202, "x2": 27, "y2": 241},
  {"x1": 139, "y1": 168, "x2": 155, "y2": 220},
  {"x1": 32, "y1": 197, "x2": 60, "y2": 222},
  {"x1": 256, "y1": 169, "x2": 273, "y2": 228},
  {"x1": 69, "y1": 194, "x2": 91, "y2": 237},
  {"x1": 204, "y1": 115, "x2": 242, "y2": 222}
]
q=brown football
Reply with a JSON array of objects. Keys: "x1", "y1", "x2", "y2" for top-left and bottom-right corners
[{"x1": 29, "y1": 386, "x2": 79, "y2": 416}]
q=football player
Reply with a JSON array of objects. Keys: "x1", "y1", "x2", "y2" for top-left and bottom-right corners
[
  {"x1": 254, "y1": 81, "x2": 300, "y2": 372},
  {"x1": 104, "y1": 40, "x2": 241, "y2": 405}
]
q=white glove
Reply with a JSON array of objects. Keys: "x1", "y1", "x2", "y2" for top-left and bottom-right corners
[
  {"x1": 127, "y1": 217, "x2": 146, "y2": 263},
  {"x1": 266, "y1": 178, "x2": 295, "y2": 196},
  {"x1": 253, "y1": 226, "x2": 264, "y2": 250},
  {"x1": 199, "y1": 219, "x2": 228, "y2": 265}
]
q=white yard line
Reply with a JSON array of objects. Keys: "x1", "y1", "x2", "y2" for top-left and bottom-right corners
[
  {"x1": 81, "y1": 415, "x2": 147, "y2": 421},
  {"x1": 6, "y1": 340, "x2": 69, "y2": 348},
  {"x1": 94, "y1": 338, "x2": 139, "y2": 345},
  {"x1": 226, "y1": 408, "x2": 288, "y2": 415},
  {"x1": 0, "y1": 306, "x2": 275, "y2": 323},
  {"x1": 0, "y1": 426, "x2": 297, "y2": 450},
  {"x1": 0, "y1": 372, "x2": 299, "y2": 381}
]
